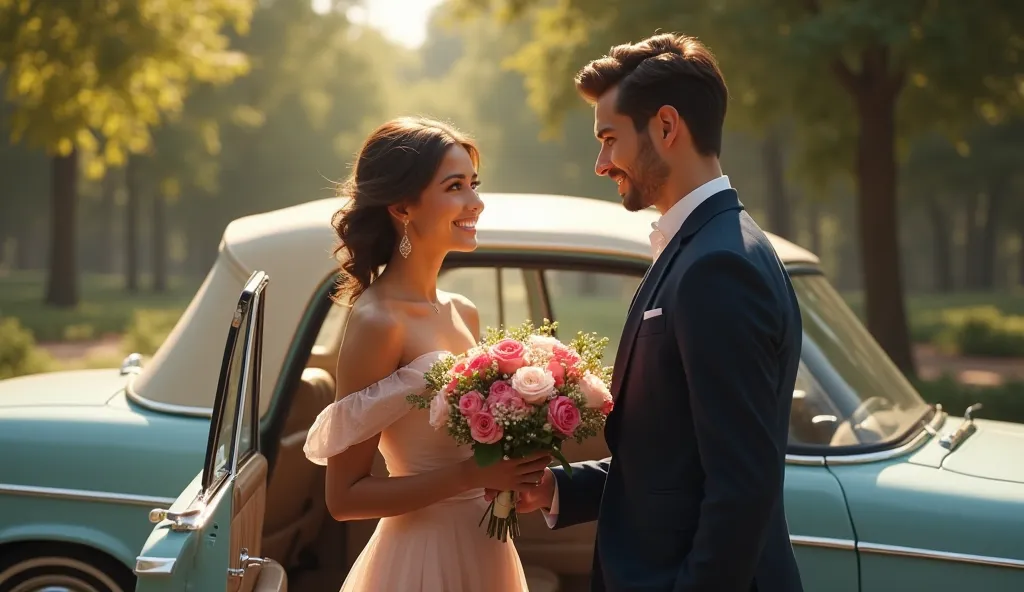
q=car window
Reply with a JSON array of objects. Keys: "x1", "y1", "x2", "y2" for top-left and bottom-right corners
[
  {"x1": 203, "y1": 274, "x2": 267, "y2": 491},
  {"x1": 314, "y1": 299, "x2": 350, "y2": 352},
  {"x1": 209, "y1": 326, "x2": 245, "y2": 489},
  {"x1": 439, "y1": 267, "x2": 500, "y2": 333},
  {"x1": 438, "y1": 266, "x2": 536, "y2": 336},
  {"x1": 542, "y1": 269, "x2": 640, "y2": 365},
  {"x1": 788, "y1": 274, "x2": 931, "y2": 449}
]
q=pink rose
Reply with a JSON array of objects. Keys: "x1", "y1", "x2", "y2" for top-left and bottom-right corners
[
  {"x1": 449, "y1": 359, "x2": 469, "y2": 378},
  {"x1": 469, "y1": 410, "x2": 503, "y2": 444},
  {"x1": 488, "y1": 382, "x2": 528, "y2": 414},
  {"x1": 445, "y1": 377, "x2": 459, "y2": 394},
  {"x1": 490, "y1": 338, "x2": 526, "y2": 375},
  {"x1": 552, "y1": 344, "x2": 581, "y2": 367},
  {"x1": 546, "y1": 358, "x2": 565, "y2": 387},
  {"x1": 489, "y1": 380, "x2": 514, "y2": 399},
  {"x1": 467, "y1": 352, "x2": 494, "y2": 374},
  {"x1": 458, "y1": 390, "x2": 486, "y2": 417},
  {"x1": 602, "y1": 398, "x2": 614, "y2": 416},
  {"x1": 579, "y1": 371, "x2": 613, "y2": 412},
  {"x1": 547, "y1": 396, "x2": 581, "y2": 437},
  {"x1": 511, "y1": 366, "x2": 556, "y2": 405}
]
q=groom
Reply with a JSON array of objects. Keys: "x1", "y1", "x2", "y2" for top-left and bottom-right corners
[{"x1": 508, "y1": 33, "x2": 805, "y2": 591}]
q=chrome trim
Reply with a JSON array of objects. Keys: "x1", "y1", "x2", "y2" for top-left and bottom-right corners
[
  {"x1": 939, "y1": 402, "x2": 982, "y2": 451},
  {"x1": 125, "y1": 374, "x2": 213, "y2": 418},
  {"x1": 152, "y1": 473, "x2": 229, "y2": 532},
  {"x1": 822, "y1": 407, "x2": 947, "y2": 466},
  {"x1": 859, "y1": 541, "x2": 1024, "y2": 570},
  {"x1": 120, "y1": 352, "x2": 143, "y2": 376},
  {"x1": 134, "y1": 556, "x2": 176, "y2": 575},
  {"x1": 791, "y1": 535, "x2": 856, "y2": 550},
  {"x1": 149, "y1": 507, "x2": 202, "y2": 530},
  {"x1": 0, "y1": 483, "x2": 175, "y2": 508},
  {"x1": 785, "y1": 454, "x2": 826, "y2": 466}
]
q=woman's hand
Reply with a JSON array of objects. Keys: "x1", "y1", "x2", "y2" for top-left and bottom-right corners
[{"x1": 461, "y1": 452, "x2": 552, "y2": 492}]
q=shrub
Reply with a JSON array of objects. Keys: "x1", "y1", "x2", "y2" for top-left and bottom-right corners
[
  {"x1": 122, "y1": 309, "x2": 182, "y2": 356},
  {"x1": 933, "y1": 306, "x2": 1024, "y2": 358},
  {"x1": 914, "y1": 375, "x2": 1024, "y2": 425},
  {"x1": 0, "y1": 317, "x2": 54, "y2": 379}
]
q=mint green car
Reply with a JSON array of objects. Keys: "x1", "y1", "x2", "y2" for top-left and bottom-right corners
[{"x1": 1, "y1": 194, "x2": 1022, "y2": 592}]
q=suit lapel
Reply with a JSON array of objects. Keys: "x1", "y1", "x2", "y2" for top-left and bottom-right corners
[
  {"x1": 606, "y1": 189, "x2": 746, "y2": 441},
  {"x1": 609, "y1": 229, "x2": 684, "y2": 402}
]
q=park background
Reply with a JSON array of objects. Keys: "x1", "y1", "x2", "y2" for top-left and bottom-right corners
[{"x1": 1, "y1": 0, "x2": 1022, "y2": 422}]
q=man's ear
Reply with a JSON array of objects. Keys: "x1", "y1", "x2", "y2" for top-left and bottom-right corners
[{"x1": 655, "y1": 105, "x2": 682, "y2": 146}]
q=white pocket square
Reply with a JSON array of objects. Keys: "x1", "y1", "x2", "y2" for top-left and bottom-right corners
[{"x1": 643, "y1": 308, "x2": 663, "y2": 320}]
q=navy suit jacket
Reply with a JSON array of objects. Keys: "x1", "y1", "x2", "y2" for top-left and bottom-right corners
[{"x1": 550, "y1": 190, "x2": 804, "y2": 592}]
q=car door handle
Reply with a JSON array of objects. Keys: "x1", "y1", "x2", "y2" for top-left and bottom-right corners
[
  {"x1": 148, "y1": 507, "x2": 202, "y2": 531},
  {"x1": 227, "y1": 548, "x2": 267, "y2": 577}
]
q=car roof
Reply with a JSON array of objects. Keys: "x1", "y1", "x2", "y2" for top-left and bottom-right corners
[
  {"x1": 222, "y1": 192, "x2": 819, "y2": 268},
  {"x1": 128, "y1": 192, "x2": 820, "y2": 418}
]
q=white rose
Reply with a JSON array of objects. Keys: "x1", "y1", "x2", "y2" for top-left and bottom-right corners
[
  {"x1": 428, "y1": 391, "x2": 450, "y2": 430},
  {"x1": 579, "y1": 371, "x2": 612, "y2": 409},
  {"x1": 528, "y1": 334, "x2": 560, "y2": 353},
  {"x1": 511, "y1": 366, "x2": 556, "y2": 405}
]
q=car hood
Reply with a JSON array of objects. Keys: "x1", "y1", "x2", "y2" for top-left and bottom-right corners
[
  {"x1": 0, "y1": 368, "x2": 127, "y2": 410},
  {"x1": 940, "y1": 418, "x2": 1024, "y2": 484}
]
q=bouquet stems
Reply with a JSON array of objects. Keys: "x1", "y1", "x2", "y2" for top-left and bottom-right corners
[{"x1": 480, "y1": 490, "x2": 520, "y2": 542}]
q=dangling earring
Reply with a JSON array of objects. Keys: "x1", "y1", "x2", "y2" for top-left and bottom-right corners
[{"x1": 399, "y1": 218, "x2": 412, "y2": 258}]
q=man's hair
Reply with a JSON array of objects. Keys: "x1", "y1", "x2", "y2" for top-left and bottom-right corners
[{"x1": 575, "y1": 33, "x2": 728, "y2": 157}]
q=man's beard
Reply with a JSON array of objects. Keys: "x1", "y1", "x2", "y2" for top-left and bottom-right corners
[{"x1": 621, "y1": 135, "x2": 670, "y2": 212}]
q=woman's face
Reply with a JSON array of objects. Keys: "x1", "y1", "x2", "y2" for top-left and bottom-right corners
[{"x1": 403, "y1": 144, "x2": 484, "y2": 255}]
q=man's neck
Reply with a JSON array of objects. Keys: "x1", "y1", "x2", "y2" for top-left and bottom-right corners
[{"x1": 654, "y1": 159, "x2": 724, "y2": 215}]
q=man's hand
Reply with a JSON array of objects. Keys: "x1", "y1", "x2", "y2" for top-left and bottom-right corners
[{"x1": 485, "y1": 468, "x2": 555, "y2": 514}]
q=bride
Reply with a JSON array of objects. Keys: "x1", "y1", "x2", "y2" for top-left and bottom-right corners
[{"x1": 303, "y1": 116, "x2": 550, "y2": 591}]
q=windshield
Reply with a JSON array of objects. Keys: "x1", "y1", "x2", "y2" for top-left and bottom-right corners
[{"x1": 788, "y1": 274, "x2": 931, "y2": 451}]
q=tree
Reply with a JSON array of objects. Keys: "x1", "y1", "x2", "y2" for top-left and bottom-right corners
[
  {"x1": 454, "y1": 0, "x2": 1024, "y2": 376},
  {"x1": 0, "y1": 0, "x2": 253, "y2": 306}
]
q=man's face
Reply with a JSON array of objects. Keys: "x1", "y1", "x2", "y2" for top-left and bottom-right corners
[{"x1": 593, "y1": 87, "x2": 670, "y2": 212}]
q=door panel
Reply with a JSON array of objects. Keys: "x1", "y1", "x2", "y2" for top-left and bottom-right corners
[
  {"x1": 783, "y1": 464, "x2": 859, "y2": 592},
  {"x1": 135, "y1": 271, "x2": 283, "y2": 592},
  {"x1": 230, "y1": 454, "x2": 268, "y2": 592}
]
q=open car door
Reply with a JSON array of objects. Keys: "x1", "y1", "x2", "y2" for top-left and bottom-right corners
[{"x1": 134, "y1": 271, "x2": 287, "y2": 592}]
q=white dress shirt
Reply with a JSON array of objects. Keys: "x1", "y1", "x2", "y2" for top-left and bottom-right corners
[{"x1": 541, "y1": 174, "x2": 732, "y2": 527}]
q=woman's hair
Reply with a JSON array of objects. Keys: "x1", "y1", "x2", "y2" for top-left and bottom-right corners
[{"x1": 331, "y1": 116, "x2": 480, "y2": 303}]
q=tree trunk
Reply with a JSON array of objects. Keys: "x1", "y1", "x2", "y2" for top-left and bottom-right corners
[
  {"x1": 152, "y1": 192, "x2": 167, "y2": 292},
  {"x1": 851, "y1": 67, "x2": 916, "y2": 376},
  {"x1": 97, "y1": 169, "x2": 118, "y2": 274},
  {"x1": 926, "y1": 196, "x2": 954, "y2": 293},
  {"x1": 807, "y1": 200, "x2": 822, "y2": 256},
  {"x1": 761, "y1": 127, "x2": 792, "y2": 239},
  {"x1": 963, "y1": 194, "x2": 984, "y2": 290},
  {"x1": 44, "y1": 150, "x2": 79, "y2": 307},
  {"x1": 1019, "y1": 216, "x2": 1024, "y2": 290},
  {"x1": 125, "y1": 156, "x2": 140, "y2": 292},
  {"x1": 977, "y1": 181, "x2": 1005, "y2": 290}
]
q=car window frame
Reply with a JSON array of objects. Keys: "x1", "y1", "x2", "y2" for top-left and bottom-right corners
[{"x1": 201, "y1": 271, "x2": 268, "y2": 497}]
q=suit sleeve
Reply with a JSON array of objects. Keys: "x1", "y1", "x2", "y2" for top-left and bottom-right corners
[
  {"x1": 546, "y1": 458, "x2": 610, "y2": 529},
  {"x1": 672, "y1": 251, "x2": 784, "y2": 592}
]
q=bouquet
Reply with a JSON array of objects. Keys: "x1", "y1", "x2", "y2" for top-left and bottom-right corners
[{"x1": 408, "y1": 320, "x2": 614, "y2": 542}]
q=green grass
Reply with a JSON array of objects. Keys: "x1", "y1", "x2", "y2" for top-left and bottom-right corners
[{"x1": 0, "y1": 270, "x2": 198, "y2": 342}]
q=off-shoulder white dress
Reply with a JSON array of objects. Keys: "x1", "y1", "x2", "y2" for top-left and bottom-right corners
[{"x1": 303, "y1": 351, "x2": 530, "y2": 592}]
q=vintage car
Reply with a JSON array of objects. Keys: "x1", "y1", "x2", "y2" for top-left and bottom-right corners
[{"x1": 0, "y1": 192, "x2": 1022, "y2": 592}]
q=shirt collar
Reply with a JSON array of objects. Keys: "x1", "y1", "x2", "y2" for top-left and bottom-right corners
[{"x1": 649, "y1": 175, "x2": 732, "y2": 259}]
